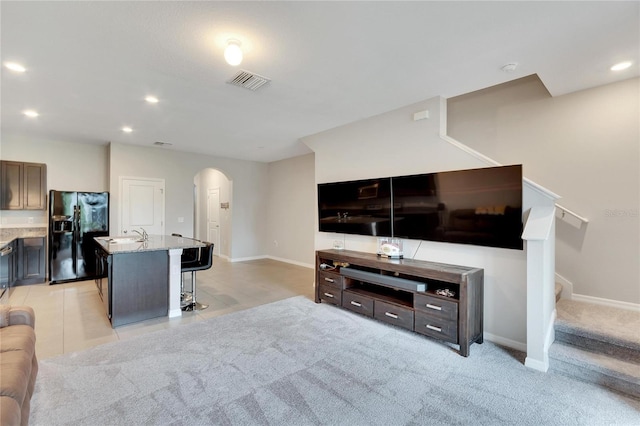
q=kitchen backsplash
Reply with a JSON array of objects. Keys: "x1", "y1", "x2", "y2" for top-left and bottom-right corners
[
  {"x1": 0, "y1": 210, "x2": 47, "y2": 227},
  {"x1": 0, "y1": 227, "x2": 47, "y2": 240}
]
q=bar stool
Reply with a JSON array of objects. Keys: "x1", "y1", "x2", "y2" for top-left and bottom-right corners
[
  {"x1": 180, "y1": 242, "x2": 214, "y2": 311},
  {"x1": 172, "y1": 233, "x2": 198, "y2": 300}
]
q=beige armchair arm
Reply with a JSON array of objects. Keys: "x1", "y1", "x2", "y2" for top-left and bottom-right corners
[{"x1": 0, "y1": 305, "x2": 35, "y2": 328}]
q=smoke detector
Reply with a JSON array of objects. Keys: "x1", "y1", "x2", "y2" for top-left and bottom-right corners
[
  {"x1": 501, "y1": 63, "x2": 518, "y2": 73},
  {"x1": 227, "y1": 70, "x2": 271, "y2": 91}
]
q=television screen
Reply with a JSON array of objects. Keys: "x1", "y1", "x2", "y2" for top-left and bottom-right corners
[
  {"x1": 318, "y1": 178, "x2": 392, "y2": 237},
  {"x1": 392, "y1": 165, "x2": 523, "y2": 250}
]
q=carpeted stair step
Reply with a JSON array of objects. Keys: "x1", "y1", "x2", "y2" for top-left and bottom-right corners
[
  {"x1": 552, "y1": 299, "x2": 640, "y2": 399},
  {"x1": 555, "y1": 299, "x2": 640, "y2": 363},
  {"x1": 549, "y1": 342, "x2": 640, "y2": 399},
  {"x1": 555, "y1": 282, "x2": 562, "y2": 302}
]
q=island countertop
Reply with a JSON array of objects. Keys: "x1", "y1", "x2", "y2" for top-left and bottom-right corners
[{"x1": 94, "y1": 234, "x2": 205, "y2": 254}]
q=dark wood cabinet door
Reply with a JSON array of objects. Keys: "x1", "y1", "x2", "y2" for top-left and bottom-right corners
[
  {"x1": 0, "y1": 161, "x2": 46, "y2": 210},
  {"x1": 17, "y1": 237, "x2": 46, "y2": 284},
  {"x1": 23, "y1": 162, "x2": 46, "y2": 210},
  {"x1": 1, "y1": 161, "x2": 24, "y2": 209}
]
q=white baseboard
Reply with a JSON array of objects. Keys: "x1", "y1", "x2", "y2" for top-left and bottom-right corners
[
  {"x1": 483, "y1": 332, "x2": 527, "y2": 353},
  {"x1": 554, "y1": 272, "x2": 573, "y2": 300},
  {"x1": 525, "y1": 356, "x2": 549, "y2": 372},
  {"x1": 571, "y1": 293, "x2": 640, "y2": 312},
  {"x1": 168, "y1": 308, "x2": 182, "y2": 318},
  {"x1": 265, "y1": 255, "x2": 314, "y2": 269},
  {"x1": 555, "y1": 272, "x2": 639, "y2": 311},
  {"x1": 227, "y1": 255, "x2": 314, "y2": 269},
  {"x1": 228, "y1": 255, "x2": 268, "y2": 263}
]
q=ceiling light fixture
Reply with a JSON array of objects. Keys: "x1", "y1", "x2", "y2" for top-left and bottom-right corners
[
  {"x1": 610, "y1": 61, "x2": 632, "y2": 71},
  {"x1": 122, "y1": 126, "x2": 133, "y2": 133},
  {"x1": 23, "y1": 109, "x2": 39, "y2": 118},
  {"x1": 145, "y1": 95, "x2": 159, "y2": 104},
  {"x1": 4, "y1": 62, "x2": 26, "y2": 73},
  {"x1": 224, "y1": 39, "x2": 243, "y2": 66}
]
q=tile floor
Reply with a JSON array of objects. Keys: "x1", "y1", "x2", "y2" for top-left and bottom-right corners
[{"x1": 2, "y1": 257, "x2": 315, "y2": 359}]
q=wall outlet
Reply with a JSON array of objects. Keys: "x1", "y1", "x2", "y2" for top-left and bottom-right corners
[
  {"x1": 177, "y1": 217, "x2": 184, "y2": 223},
  {"x1": 28, "y1": 217, "x2": 34, "y2": 224},
  {"x1": 273, "y1": 240, "x2": 278, "y2": 247}
]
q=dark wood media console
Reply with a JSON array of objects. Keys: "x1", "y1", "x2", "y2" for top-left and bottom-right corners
[{"x1": 315, "y1": 249, "x2": 484, "y2": 356}]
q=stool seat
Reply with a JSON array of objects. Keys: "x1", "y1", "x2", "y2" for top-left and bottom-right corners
[{"x1": 179, "y1": 242, "x2": 214, "y2": 311}]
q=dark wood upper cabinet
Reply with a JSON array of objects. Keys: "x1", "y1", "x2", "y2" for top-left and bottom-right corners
[{"x1": 0, "y1": 161, "x2": 47, "y2": 210}]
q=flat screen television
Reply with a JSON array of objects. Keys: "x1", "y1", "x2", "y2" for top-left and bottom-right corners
[
  {"x1": 317, "y1": 165, "x2": 523, "y2": 250},
  {"x1": 318, "y1": 177, "x2": 392, "y2": 237},
  {"x1": 392, "y1": 165, "x2": 523, "y2": 250}
]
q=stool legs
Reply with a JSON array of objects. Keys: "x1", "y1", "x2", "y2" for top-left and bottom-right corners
[{"x1": 180, "y1": 271, "x2": 208, "y2": 311}]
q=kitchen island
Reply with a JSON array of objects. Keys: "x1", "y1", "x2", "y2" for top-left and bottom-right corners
[{"x1": 94, "y1": 234, "x2": 204, "y2": 327}]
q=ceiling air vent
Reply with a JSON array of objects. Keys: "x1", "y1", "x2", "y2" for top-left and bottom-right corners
[{"x1": 227, "y1": 70, "x2": 271, "y2": 91}]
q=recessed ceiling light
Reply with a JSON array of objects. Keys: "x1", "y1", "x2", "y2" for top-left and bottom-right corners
[
  {"x1": 4, "y1": 62, "x2": 26, "y2": 73},
  {"x1": 122, "y1": 126, "x2": 133, "y2": 133},
  {"x1": 23, "y1": 109, "x2": 39, "y2": 118},
  {"x1": 145, "y1": 95, "x2": 159, "y2": 104},
  {"x1": 610, "y1": 61, "x2": 632, "y2": 71}
]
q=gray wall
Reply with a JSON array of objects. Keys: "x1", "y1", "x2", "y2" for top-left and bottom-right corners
[
  {"x1": 303, "y1": 96, "x2": 554, "y2": 348},
  {"x1": 448, "y1": 76, "x2": 640, "y2": 304},
  {"x1": 265, "y1": 154, "x2": 315, "y2": 267}
]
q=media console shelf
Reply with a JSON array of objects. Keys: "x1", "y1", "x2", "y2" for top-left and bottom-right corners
[{"x1": 315, "y1": 249, "x2": 484, "y2": 356}]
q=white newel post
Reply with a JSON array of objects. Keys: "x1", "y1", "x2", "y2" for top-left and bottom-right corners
[
  {"x1": 522, "y1": 206, "x2": 556, "y2": 372},
  {"x1": 168, "y1": 248, "x2": 183, "y2": 318}
]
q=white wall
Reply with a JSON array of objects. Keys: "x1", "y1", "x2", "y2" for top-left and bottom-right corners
[
  {"x1": 448, "y1": 77, "x2": 640, "y2": 304},
  {"x1": 303, "y1": 96, "x2": 547, "y2": 347},
  {"x1": 266, "y1": 153, "x2": 315, "y2": 267},
  {"x1": 109, "y1": 143, "x2": 268, "y2": 260},
  {"x1": 0, "y1": 132, "x2": 108, "y2": 225},
  {"x1": 0, "y1": 134, "x2": 269, "y2": 259}
]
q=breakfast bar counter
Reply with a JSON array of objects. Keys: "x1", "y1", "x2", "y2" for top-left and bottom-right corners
[{"x1": 94, "y1": 235, "x2": 204, "y2": 327}]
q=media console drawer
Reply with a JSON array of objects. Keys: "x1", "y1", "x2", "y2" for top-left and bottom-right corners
[
  {"x1": 414, "y1": 294, "x2": 458, "y2": 322},
  {"x1": 318, "y1": 282, "x2": 342, "y2": 306},
  {"x1": 318, "y1": 270, "x2": 343, "y2": 288},
  {"x1": 374, "y1": 300, "x2": 414, "y2": 331},
  {"x1": 342, "y1": 290, "x2": 374, "y2": 317},
  {"x1": 415, "y1": 311, "x2": 458, "y2": 344}
]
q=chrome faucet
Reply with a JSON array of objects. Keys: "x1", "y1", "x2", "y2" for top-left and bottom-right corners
[{"x1": 132, "y1": 228, "x2": 148, "y2": 241}]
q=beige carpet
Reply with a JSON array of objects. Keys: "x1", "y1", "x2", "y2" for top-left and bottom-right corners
[{"x1": 556, "y1": 299, "x2": 640, "y2": 348}]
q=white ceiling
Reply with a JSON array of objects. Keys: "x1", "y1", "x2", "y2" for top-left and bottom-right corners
[{"x1": 1, "y1": 1, "x2": 638, "y2": 163}]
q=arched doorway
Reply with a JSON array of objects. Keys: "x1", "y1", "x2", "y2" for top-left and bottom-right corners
[{"x1": 193, "y1": 168, "x2": 232, "y2": 259}]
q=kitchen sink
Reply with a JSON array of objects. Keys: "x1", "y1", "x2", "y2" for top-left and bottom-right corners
[{"x1": 107, "y1": 237, "x2": 145, "y2": 244}]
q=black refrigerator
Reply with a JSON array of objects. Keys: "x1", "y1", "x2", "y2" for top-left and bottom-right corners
[{"x1": 49, "y1": 190, "x2": 109, "y2": 284}]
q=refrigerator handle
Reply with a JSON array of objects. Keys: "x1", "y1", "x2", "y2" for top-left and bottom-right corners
[{"x1": 76, "y1": 205, "x2": 81, "y2": 238}]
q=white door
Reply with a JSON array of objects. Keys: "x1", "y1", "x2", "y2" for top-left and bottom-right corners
[
  {"x1": 121, "y1": 177, "x2": 165, "y2": 236},
  {"x1": 207, "y1": 188, "x2": 220, "y2": 256}
]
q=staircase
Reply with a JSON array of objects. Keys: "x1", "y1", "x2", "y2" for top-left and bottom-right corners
[{"x1": 551, "y1": 299, "x2": 640, "y2": 399}]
